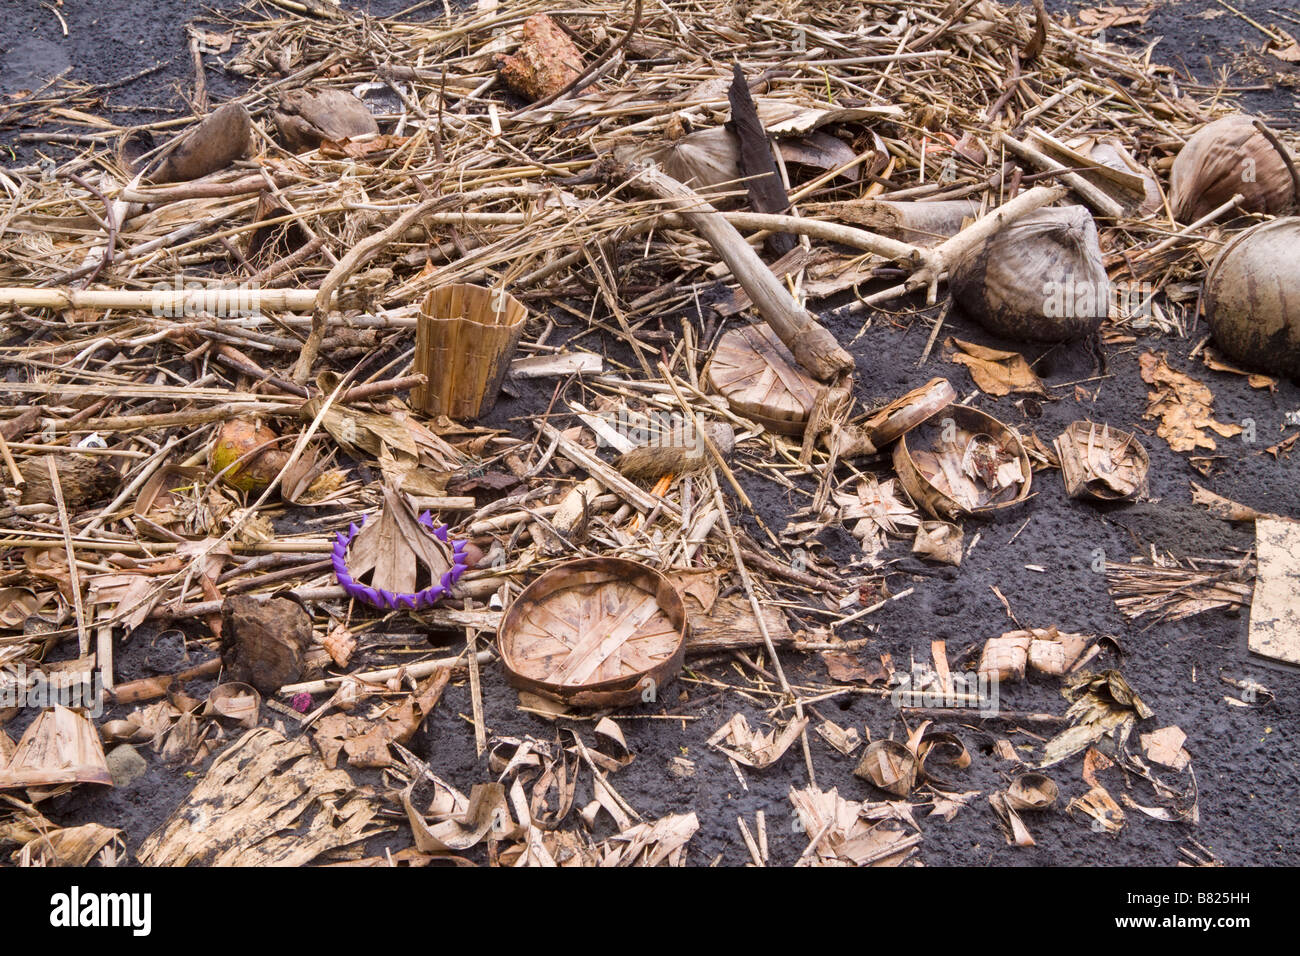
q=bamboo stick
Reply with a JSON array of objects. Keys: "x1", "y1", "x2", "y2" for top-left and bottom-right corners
[
  {"x1": 279, "y1": 649, "x2": 494, "y2": 696},
  {"x1": 0, "y1": 287, "x2": 324, "y2": 313}
]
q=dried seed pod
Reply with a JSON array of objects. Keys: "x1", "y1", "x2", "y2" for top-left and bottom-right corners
[
  {"x1": 1170, "y1": 115, "x2": 1296, "y2": 223},
  {"x1": 1204, "y1": 217, "x2": 1300, "y2": 379},
  {"x1": 949, "y1": 205, "x2": 1109, "y2": 342}
]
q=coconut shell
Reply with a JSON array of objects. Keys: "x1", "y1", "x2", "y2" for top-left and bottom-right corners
[
  {"x1": 209, "y1": 419, "x2": 290, "y2": 494},
  {"x1": 638, "y1": 126, "x2": 743, "y2": 195},
  {"x1": 1170, "y1": 115, "x2": 1296, "y2": 223},
  {"x1": 949, "y1": 205, "x2": 1108, "y2": 342},
  {"x1": 1204, "y1": 217, "x2": 1300, "y2": 379}
]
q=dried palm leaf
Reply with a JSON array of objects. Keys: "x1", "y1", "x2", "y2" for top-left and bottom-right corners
[{"x1": 332, "y1": 485, "x2": 468, "y2": 609}]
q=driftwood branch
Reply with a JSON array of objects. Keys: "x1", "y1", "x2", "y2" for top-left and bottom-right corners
[
  {"x1": 628, "y1": 161, "x2": 855, "y2": 382},
  {"x1": 0, "y1": 286, "x2": 322, "y2": 312},
  {"x1": 850, "y1": 184, "x2": 1069, "y2": 308}
]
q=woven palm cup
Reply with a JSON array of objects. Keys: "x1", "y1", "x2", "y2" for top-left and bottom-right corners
[{"x1": 411, "y1": 283, "x2": 527, "y2": 420}]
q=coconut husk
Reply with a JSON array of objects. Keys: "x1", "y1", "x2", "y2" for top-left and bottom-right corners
[
  {"x1": 1170, "y1": 115, "x2": 1296, "y2": 223},
  {"x1": 18, "y1": 454, "x2": 120, "y2": 509},
  {"x1": 150, "y1": 102, "x2": 251, "y2": 184},
  {"x1": 496, "y1": 13, "x2": 585, "y2": 102},
  {"x1": 949, "y1": 205, "x2": 1108, "y2": 342},
  {"x1": 209, "y1": 418, "x2": 290, "y2": 494},
  {"x1": 1026, "y1": 129, "x2": 1162, "y2": 216},
  {"x1": 833, "y1": 377, "x2": 955, "y2": 458},
  {"x1": 272, "y1": 88, "x2": 380, "y2": 152},
  {"x1": 633, "y1": 126, "x2": 865, "y2": 201},
  {"x1": 1067, "y1": 135, "x2": 1165, "y2": 216},
  {"x1": 220, "y1": 595, "x2": 312, "y2": 695},
  {"x1": 1204, "y1": 217, "x2": 1300, "y2": 378},
  {"x1": 727, "y1": 63, "x2": 795, "y2": 257},
  {"x1": 614, "y1": 422, "x2": 735, "y2": 480},
  {"x1": 635, "y1": 126, "x2": 744, "y2": 195}
]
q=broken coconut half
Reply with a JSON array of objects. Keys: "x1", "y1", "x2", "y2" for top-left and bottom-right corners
[{"x1": 893, "y1": 404, "x2": 1032, "y2": 519}]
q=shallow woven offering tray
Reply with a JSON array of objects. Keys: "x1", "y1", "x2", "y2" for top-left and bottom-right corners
[
  {"x1": 497, "y1": 557, "x2": 687, "y2": 708},
  {"x1": 1054, "y1": 420, "x2": 1150, "y2": 501},
  {"x1": 706, "y1": 322, "x2": 819, "y2": 435}
]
